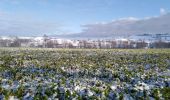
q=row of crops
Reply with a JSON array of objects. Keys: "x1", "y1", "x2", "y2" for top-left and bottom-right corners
[{"x1": 0, "y1": 48, "x2": 170, "y2": 100}]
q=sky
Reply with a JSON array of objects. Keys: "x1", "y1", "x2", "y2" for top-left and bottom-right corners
[{"x1": 0, "y1": 0, "x2": 170, "y2": 37}]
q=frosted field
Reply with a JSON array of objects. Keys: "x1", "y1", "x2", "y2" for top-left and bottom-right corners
[{"x1": 0, "y1": 48, "x2": 170, "y2": 100}]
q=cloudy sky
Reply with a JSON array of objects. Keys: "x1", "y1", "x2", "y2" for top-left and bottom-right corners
[{"x1": 0, "y1": 0, "x2": 170, "y2": 37}]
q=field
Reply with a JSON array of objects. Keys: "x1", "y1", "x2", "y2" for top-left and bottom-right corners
[{"x1": 0, "y1": 48, "x2": 170, "y2": 100}]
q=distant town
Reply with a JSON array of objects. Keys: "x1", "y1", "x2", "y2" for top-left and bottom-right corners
[{"x1": 0, "y1": 33, "x2": 170, "y2": 49}]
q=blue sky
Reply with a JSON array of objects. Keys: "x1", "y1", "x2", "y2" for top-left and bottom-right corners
[{"x1": 0, "y1": 0, "x2": 170, "y2": 36}]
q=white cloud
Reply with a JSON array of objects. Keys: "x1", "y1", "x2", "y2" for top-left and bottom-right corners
[
  {"x1": 75, "y1": 13, "x2": 170, "y2": 37},
  {"x1": 160, "y1": 8, "x2": 167, "y2": 15}
]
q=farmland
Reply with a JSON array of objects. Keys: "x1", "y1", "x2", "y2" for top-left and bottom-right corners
[{"x1": 0, "y1": 48, "x2": 170, "y2": 100}]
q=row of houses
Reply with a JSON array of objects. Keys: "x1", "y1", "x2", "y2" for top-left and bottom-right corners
[{"x1": 0, "y1": 36, "x2": 170, "y2": 49}]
